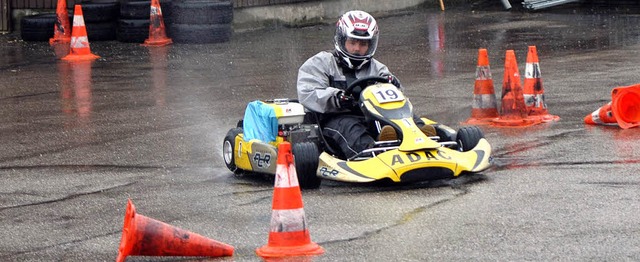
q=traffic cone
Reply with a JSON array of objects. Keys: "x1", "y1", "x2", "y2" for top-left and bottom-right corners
[
  {"x1": 143, "y1": 0, "x2": 172, "y2": 46},
  {"x1": 492, "y1": 50, "x2": 540, "y2": 127},
  {"x1": 523, "y1": 46, "x2": 559, "y2": 122},
  {"x1": 49, "y1": 0, "x2": 71, "y2": 44},
  {"x1": 62, "y1": 5, "x2": 100, "y2": 61},
  {"x1": 584, "y1": 84, "x2": 640, "y2": 129},
  {"x1": 463, "y1": 48, "x2": 499, "y2": 125},
  {"x1": 116, "y1": 199, "x2": 234, "y2": 262},
  {"x1": 256, "y1": 142, "x2": 324, "y2": 258},
  {"x1": 584, "y1": 102, "x2": 617, "y2": 126}
]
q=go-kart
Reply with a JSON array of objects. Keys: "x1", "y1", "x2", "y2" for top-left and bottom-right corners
[{"x1": 222, "y1": 76, "x2": 492, "y2": 189}]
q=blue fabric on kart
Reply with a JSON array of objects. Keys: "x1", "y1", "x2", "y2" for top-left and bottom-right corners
[{"x1": 243, "y1": 100, "x2": 278, "y2": 142}]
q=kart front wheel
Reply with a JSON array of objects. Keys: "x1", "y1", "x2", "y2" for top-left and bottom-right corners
[
  {"x1": 292, "y1": 142, "x2": 321, "y2": 189},
  {"x1": 456, "y1": 126, "x2": 484, "y2": 152},
  {"x1": 223, "y1": 127, "x2": 243, "y2": 174}
]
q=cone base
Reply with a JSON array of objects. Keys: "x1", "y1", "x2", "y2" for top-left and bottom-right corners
[
  {"x1": 462, "y1": 117, "x2": 498, "y2": 126},
  {"x1": 256, "y1": 241, "x2": 324, "y2": 258},
  {"x1": 530, "y1": 114, "x2": 560, "y2": 123},
  {"x1": 491, "y1": 117, "x2": 540, "y2": 127},
  {"x1": 612, "y1": 85, "x2": 640, "y2": 129},
  {"x1": 143, "y1": 38, "x2": 173, "y2": 47},
  {"x1": 62, "y1": 53, "x2": 100, "y2": 61}
]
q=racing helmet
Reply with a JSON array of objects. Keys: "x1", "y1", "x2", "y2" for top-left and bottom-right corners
[{"x1": 334, "y1": 10, "x2": 379, "y2": 69}]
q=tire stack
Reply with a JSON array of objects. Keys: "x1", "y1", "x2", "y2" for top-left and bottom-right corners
[
  {"x1": 20, "y1": 1, "x2": 119, "y2": 42},
  {"x1": 71, "y1": 1, "x2": 120, "y2": 41},
  {"x1": 20, "y1": 13, "x2": 67, "y2": 41},
  {"x1": 117, "y1": 0, "x2": 172, "y2": 43},
  {"x1": 167, "y1": 0, "x2": 233, "y2": 44},
  {"x1": 20, "y1": 0, "x2": 234, "y2": 44}
]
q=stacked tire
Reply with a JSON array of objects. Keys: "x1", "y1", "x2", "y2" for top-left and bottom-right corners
[
  {"x1": 20, "y1": 0, "x2": 234, "y2": 44},
  {"x1": 71, "y1": 1, "x2": 120, "y2": 41},
  {"x1": 117, "y1": 0, "x2": 172, "y2": 43},
  {"x1": 20, "y1": 1, "x2": 119, "y2": 42},
  {"x1": 167, "y1": 0, "x2": 233, "y2": 44},
  {"x1": 20, "y1": 13, "x2": 65, "y2": 41}
]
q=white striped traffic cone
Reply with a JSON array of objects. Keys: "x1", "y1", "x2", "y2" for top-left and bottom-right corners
[
  {"x1": 62, "y1": 5, "x2": 99, "y2": 61},
  {"x1": 256, "y1": 141, "x2": 324, "y2": 258},
  {"x1": 523, "y1": 46, "x2": 559, "y2": 122},
  {"x1": 463, "y1": 48, "x2": 499, "y2": 125}
]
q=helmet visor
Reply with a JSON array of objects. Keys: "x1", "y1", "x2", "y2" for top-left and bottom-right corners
[{"x1": 336, "y1": 33, "x2": 378, "y2": 60}]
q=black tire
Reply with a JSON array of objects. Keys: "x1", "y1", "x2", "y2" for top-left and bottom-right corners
[
  {"x1": 20, "y1": 14, "x2": 56, "y2": 41},
  {"x1": 86, "y1": 21, "x2": 117, "y2": 41},
  {"x1": 456, "y1": 126, "x2": 484, "y2": 152},
  {"x1": 223, "y1": 127, "x2": 243, "y2": 174},
  {"x1": 292, "y1": 142, "x2": 321, "y2": 189},
  {"x1": 120, "y1": 0, "x2": 172, "y2": 19},
  {"x1": 171, "y1": 0, "x2": 233, "y2": 24},
  {"x1": 70, "y1": 2, "x2": 119, "y2": 23},
  {"x1": 168, "y1": 23, "x2": 231, "y2": 43},
  {"x1": 116, "y1": 18, "x2": 149, "y2": 43}
]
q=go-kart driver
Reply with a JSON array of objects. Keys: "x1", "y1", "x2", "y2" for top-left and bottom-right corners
[{"x1": 297, "y1": 10, "x2": 435, "y2": 159}]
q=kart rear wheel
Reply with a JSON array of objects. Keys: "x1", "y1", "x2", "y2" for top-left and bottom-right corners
[
  {"x1": 292, "y1": 142, "x2": 321, "y2": 189},
  {"x1": 456, "y1": 126, "x2": 484, "y2": 152},
  {"x1": 223, "y1": 127, "x2": 243, "y2": 174}
]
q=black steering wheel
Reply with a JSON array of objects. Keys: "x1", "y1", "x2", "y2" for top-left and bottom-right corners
[{"x1": 345, "y1": 76, "x2": 390, "y2": 100}]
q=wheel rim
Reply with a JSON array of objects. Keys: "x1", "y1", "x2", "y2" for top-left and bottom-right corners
[
  {"x1": 457, "y1": 139, "x2": 464, "y2": 152},
  {"x1": 223, "y1": 140, "x2": 233, "y2": 165}
]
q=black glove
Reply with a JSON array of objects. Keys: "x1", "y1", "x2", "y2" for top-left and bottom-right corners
[
  {"x1": 336, "y1": 91, "x2": 356, "y2": 109},
  {"x1": 386, "y1": 74, "x2": 401, "y2": 88}
]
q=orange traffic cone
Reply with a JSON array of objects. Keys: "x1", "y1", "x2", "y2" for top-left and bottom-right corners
[
  {"x1": 256, "y1": 142, "x2": 324, "y2": 258},
  {"x1": 523, "y1": 46, "x2": 559, "y2": 122},
  {"x1": 584, "y1": 84, "x2": 640, "y2": 129},
  {"x1": 116, "y1": 199, "x2": 234, "y2": 262},
  {"x1": 492, "y1": 50, "x2": 540, "y2": 127},
  {"x1": 49, "y1": 0, "x2": 71, "y2": 44},
  {"x1": 62, "y1": 5, "x2": 100, "y2": 61},
  {"x1": 463, "y1": 48, "x2": 499, "y2": 125},
  {"x1": 143, "y1": 0, "x2": 172, "y2": 46},
  {"x1": 584, "y1": 102, "x2": 617, "y2": 126}
]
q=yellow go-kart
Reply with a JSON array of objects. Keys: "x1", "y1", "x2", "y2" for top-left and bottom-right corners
[{"x1": 222, "y1": 76, "x2": 492, "y2": 189}]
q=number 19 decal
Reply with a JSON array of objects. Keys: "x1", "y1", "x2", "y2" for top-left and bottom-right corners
[{"x1": 373, "y1": 85, "x2": 404, "y2": 103}]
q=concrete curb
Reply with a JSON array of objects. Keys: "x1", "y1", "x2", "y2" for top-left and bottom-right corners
[{"x1": 233, "y1": 0, "x2": 432, "y2": 32}]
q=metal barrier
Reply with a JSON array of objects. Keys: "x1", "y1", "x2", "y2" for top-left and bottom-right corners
[{"x1": 522, "y1": 0, "x2": 582, "y2": 10}]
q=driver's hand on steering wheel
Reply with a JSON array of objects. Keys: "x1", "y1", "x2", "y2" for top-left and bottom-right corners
[
  {"x1": 386, "y1": 75, "x2": 402, "y2": 88},
  {"x1": 336, "y1": 91, "x2": 357, "y2": 110}
]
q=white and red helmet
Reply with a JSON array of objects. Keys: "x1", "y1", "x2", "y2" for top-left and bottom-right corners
[{"x1": 334, "y1": 10, "x2": 379, "y2": 69}]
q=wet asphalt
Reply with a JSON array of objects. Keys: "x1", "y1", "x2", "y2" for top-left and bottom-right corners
[{"x1": 1, "y1": 3, "x2": 640, "y2": 261}]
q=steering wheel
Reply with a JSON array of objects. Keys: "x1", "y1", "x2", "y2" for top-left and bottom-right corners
[{"x1": 345, "y1": 76, "x2": 390, "y2": 100}]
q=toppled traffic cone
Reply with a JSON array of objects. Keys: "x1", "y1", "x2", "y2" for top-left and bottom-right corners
[
  {"x1": 256, "y1": 142, "x2": 324, "y2": 258},
  {"x1": 62, "y1": 5, "x2": 100, "y2": 61},
  {"x1": 142, "y1": 0, "x2": 172, "y2": 46},
  {"x1": 116, "y1": 199, "x2": 234, "y2": 262},
  {"x1": 464, "y1": 48, "x2": 499, "y2": 125},
  {"x1": 584, "y1": 84, "x2": 640, "y2": 129},
  {"x1": 584, "y1": 102, "x2": 617, "y2": 126},
  {"x1": 492, "y1": 50, "x2": 540, "y2": 127},
  {"x1": 523, "y1": 46, "x2": 559, "y2": 122},
  {"x1": 49, "y1": 0, "x2": 71, "y2": 44}
]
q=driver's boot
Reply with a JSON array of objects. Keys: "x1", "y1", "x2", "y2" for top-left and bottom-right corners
[
  {"x1": 378, "y1": 125, "x2": 398, "y2": 141},
  {"x1": 420, "y1": 124, "x2": 437, "y2": 137}
]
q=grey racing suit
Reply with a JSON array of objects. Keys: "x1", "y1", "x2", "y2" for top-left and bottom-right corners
[
  {"x1": 297, "y1": 50, "x2": 398, "y2": 114},
  {"x1": 297, "y1": 50, "x2": 412, "y2": 159}
]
